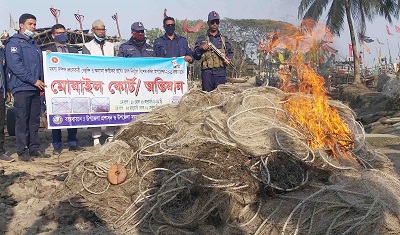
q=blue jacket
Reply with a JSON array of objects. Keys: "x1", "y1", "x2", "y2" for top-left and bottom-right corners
[
  {"x1": 0, "y1": 47, "x2": 6, "y2": 93},
  {"x1": 154, "y1": 33, "x2": 193, "y2": 61},
  {"x1": 117, "y1": 37, "x2": 155, "y2": 57},
  {"x1": 5, "y1": 33, "x2": 43, "y2": 94}
]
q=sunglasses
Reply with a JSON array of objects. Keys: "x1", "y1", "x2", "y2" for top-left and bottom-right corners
[
  {"x1": 210, "y1": 20, "x2": 220, "y2": 25},
  {"x1": 165, "y1": 24, "x2": 175, "y2": 27}
]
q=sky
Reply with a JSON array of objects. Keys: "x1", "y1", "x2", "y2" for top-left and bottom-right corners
[{"x1": 1, "y1": 0, "x2": 400, "y2": 67}]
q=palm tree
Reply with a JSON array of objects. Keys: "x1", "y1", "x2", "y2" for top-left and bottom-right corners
[{"x1": 298, "y1": 0, "x2": 399, "y2": 84}]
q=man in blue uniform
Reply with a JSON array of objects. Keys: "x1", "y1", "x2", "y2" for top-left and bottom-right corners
[
  {"x1": 193, "y1": 11, "x2": 234, "y2": 92},
  {"x1": 5, "y1": 13, "x2": 50, "y2": 161},
  {"x1": 117, "y1": 22, "x2": 154, "y2": 57},
  {"x1": 154, "y1": 16, "x2": 193, "y2": 63},
  {"x1": 0, "y1": 45, "x2": 14, "y2": 162},
  {"x1": 44, "y1": 24, "x2": 86, "y2": 155}
]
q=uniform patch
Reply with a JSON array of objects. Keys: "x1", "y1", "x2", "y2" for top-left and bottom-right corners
[{"x1": 11, "y1": 47, "x2": 17, "y2": 53}]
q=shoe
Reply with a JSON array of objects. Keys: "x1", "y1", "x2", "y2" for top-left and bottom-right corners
[
  {"x1": 0, "y1": 154, "x2": 15, "y2": 162},
  {"x1": 93, "y1": 138, "x2": 100, "y2": 146},
  {"x1": 69, "y1": 145, "x2": 86, "y2": 152},
  {"x1": 53, "y1": 148, "x2": 62, "y2": 155},
  {"x1": 18, "y1": 151, "x2": 33, "y2": 162},
  {"x1": 30, "y1": 150, "x2": 51, "y2": 158},
  {"x1": 106, "y1": 137, "x2": 113, "y2": 143}
]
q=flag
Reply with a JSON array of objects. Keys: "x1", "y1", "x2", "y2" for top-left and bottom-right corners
[
  {"x1": 163, "y1": 8, "x2": 168, "y2": 19},
  {"x1": 376, "y1": 38, "x2": 384, "y2": 45},
  {"x1": 395, "y1": 25, "x2": 400, "y2": 33},
  {"x1": 363, "y1": 43, "x2": 371, "y2": 54},
  {"x1": 378, "y1": 49, "x2": 382, "y2": 62},
  {"x1": 348, "y1": 44, "x2": 353, "y2": 57},
  {"x1": 183, "y1": 19, "x2": 204, "y2": 34},
  {"x1": 386, "y1": 25, "x2": 394, "y2": 36},
  {"x1": 183, "y1": 19, "x2": 188, "y2": 34},
  {"x1": 359, "y1": 34, "x2": 374, "y2": 43},
  {"x1": 323, "y1": 44, "x2": 338, "y2": 54},
  {"x1": 9, "y1": 14, "x2": 17, "y2": 30}
]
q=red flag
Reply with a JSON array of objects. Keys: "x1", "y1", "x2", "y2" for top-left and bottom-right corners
[
  {"x1": 183, "y1": 18, "x2": 188, "y2": 34},
  {"x1": 163, "y1": 8, "x2": 168, "y2": 18},
  {"x1": 323, "y1": 44, "x2": 338, "y2": 54},
  {"x1": 395, "y1": 25, "x2": 400, "y2": 33},
  {"x1": 187, "y1": 20, "x2": 204, "y2": 33},
  {"x1": 183, "y1": 19, "x2": 204, "y2": 34},
  {"x1": 386, "y1": 25, "x2": 394, "y2": 36},
  {"x1": 348, "y1": 44, "x2": 353, "y2": 57},
  {"x1": 363, "y1": 43, "x2": 370, "y2": 54}
]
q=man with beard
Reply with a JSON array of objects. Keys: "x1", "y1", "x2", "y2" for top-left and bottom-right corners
[
  {"x1": 83, "y1": 20, "x2": 116, "y2": 146},
  {"x1": 117, "y1": 22, "x2": 154, "y2": 57},
  {"x1": 193, "y1": 11, "x2": 234, "y2": 92},
  {"x1": 154, "y1": 16, "x2": 193, "y2": 63}
]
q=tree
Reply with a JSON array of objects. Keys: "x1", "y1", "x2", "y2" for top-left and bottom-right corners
[{"x1": 298, "y1": 0, "x2": 399, "y2": 84}]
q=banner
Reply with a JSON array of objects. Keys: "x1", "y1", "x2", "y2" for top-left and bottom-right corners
[{"x1": 43, "y1": 53, "x2": 187, "y2": 129}]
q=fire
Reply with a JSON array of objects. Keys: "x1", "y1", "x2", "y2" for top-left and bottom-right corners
[{"x1": 260, "y1": 20, "x2": 357, "y2": 163}]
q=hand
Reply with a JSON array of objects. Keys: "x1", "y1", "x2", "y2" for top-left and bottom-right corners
[
  {"x1": 6, "y1": 92, "x2": 11, "y2": 103},
  {"x1": 45, "y1": 50, "x2": 52, "y2": 54},
  {"x1": 223, "y1": 58, "x2": 232, "y2": 66},
  {"x1": 184, "y1": 55, "x2": 193, "y2": 63},
  {"x1": 34, "y1": 80, "x2": 46, "y2": 91},
  {"x1": 200, "y1": 44, "x2": 210, "y2": 51}
]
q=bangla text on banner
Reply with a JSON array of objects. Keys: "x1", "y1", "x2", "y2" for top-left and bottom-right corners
[{"x1": 43, "y1": 52, "x2": 188, "y2": 129}]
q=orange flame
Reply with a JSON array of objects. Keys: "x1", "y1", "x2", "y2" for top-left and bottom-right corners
[{"x1": 260, "y1": 19, "x2": 356, "y2": 163}]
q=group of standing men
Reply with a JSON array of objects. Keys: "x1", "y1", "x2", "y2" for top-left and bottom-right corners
[{"x1": 0, "y1": 10, "x2": 234, "y2": 162}]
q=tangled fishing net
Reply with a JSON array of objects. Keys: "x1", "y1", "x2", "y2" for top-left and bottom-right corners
[{"x1": 56, "y1": 84, "x2": 400, "y2": 235}]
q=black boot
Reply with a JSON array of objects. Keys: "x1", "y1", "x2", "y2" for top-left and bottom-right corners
[{"x1": 18, "y1": 151, "x2": 33, "y2": 162}]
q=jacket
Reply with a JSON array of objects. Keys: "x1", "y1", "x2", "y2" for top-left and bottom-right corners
[
  {"x1": 82, "y1": 39, "x2": 114, "y2": 56},
  {"x1": 5, "y1": 33, "x2": 43, "y2": 94},
  {"x1": 117, "y1": 38, "x2": 154, "y2": 57},
  {"x1": 0, "y1": 47, "x2": 6, "y2": 93},
  {"x1": 154, "y1": 33, "x2": 193, "y2": 61},
  {"x1": 44, "y1": 43, "x2": 79, "y2": 54}
]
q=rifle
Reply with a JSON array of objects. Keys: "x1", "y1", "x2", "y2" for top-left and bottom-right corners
[{"x1": 207, "y1": 42, "x2": 240, "y2": 75}]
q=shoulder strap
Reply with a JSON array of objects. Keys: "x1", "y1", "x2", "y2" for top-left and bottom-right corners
[{"x1": 220, "y1": 34, "x2": 226, "y2": 50}]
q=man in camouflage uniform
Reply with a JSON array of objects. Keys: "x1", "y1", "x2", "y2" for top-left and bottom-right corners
[{"x1": 193, "y1": 11, "x2": 234, "y2": 91}]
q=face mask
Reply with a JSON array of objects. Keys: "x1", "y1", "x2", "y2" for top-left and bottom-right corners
[
  {"x1": 94, "y1": 34, "x2": 105, "y2": 42},
  {"x1": 54, "y1": 33, "x2": 68, "y2": 44},
  {"x1": 133, "y1": 33, "x2": 145, "y2": 42},
  {"x1": 165, "y1": 25, "x2": 175, "y2": 35},
  {"x1": 24, "y1": 29, "x2": 35, "y2": 37}
]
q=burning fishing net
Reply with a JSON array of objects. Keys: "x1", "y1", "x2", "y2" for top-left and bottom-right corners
[
  {"x1": 56, "y1": 85, "x2": 400, "y2": 234},
  {"x1": 56, "y1": 20, "x2": 400, "y2": 234}
]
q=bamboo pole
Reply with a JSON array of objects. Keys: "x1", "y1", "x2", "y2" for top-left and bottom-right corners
[
  {"x1": 74, "y1": 11, "x2": 85, "y2": 45},
  {"x1": 49, "y1": 7, "x2": 60, "y2": 24},
  {"x1": 111, "y1": 13, "x2": 122, "y2": 41}
]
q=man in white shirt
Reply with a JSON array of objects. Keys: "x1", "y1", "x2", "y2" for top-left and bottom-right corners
[{"x1": 82, "y1": 20, "x2": 116, "y2": 146}]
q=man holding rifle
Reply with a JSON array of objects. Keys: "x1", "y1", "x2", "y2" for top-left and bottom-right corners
[{"x1": 193, "y1": 11, "x2": 234, "y2": 92}]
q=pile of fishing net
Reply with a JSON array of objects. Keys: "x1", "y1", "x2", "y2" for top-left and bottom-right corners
[{"x1": 57, "y1": 85, "x2": 400, "y2": 234}]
